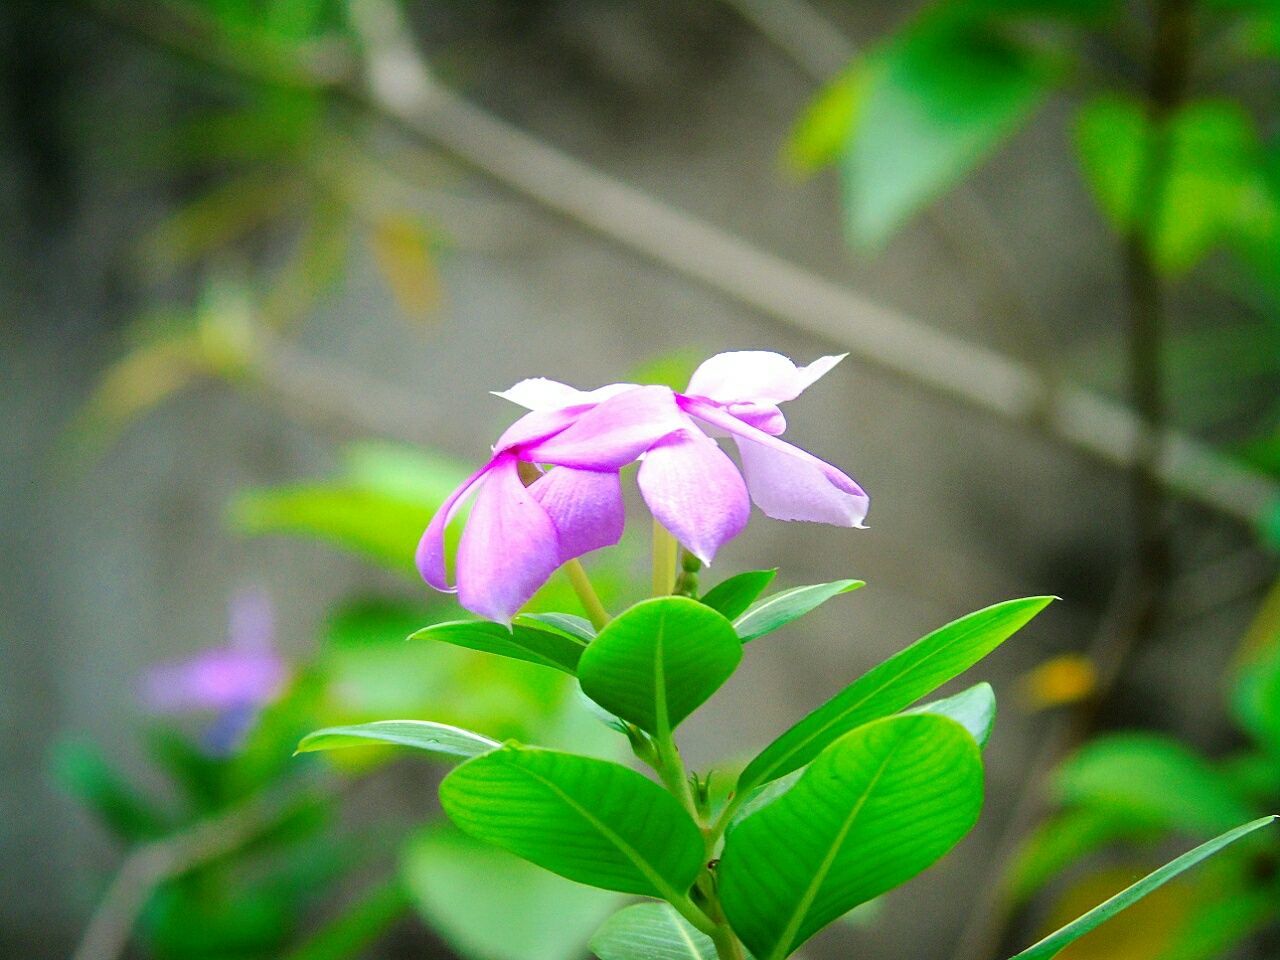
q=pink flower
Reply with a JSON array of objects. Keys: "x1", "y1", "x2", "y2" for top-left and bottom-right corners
[
  {"x1": 417, "y1": 351, "x2": 868, "y2": 622},
  {"x1": 142, "y1": 588, "x2": 288, "y2": 754}
]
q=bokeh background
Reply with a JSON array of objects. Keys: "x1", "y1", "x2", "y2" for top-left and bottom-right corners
[{"x1": 4, "y1": 1, "x2": 1280, "y2": 959}]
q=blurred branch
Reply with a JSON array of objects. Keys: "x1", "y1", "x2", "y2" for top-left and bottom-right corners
[
  {"x1": 719, "y1": 0, "x2": 855, "y2": 78},
  {"x1": 84, "y1": 0, "x2": 1280, "y2": 528},
  {"x1": 71, "y1": 775, "x2": 333, "y2": 960}
]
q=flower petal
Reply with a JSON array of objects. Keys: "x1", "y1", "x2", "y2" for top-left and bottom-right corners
[
  {"x1": 638, "y1": 430, "x2": 750, "y2": 564},
  {"x1": 456, "y1": 455, "x2": 562, "y2": 623},
  {"x1": 734, "y1": 437, "x2": 869, "y2": 526},
  {"x1": 415, "y1": 460, "x2": 494, "y2": 591},
  {"x1": 522, "y1": 385, "x2": 687, "y2": 469},
  {"x1": 530, "y1": 466, "x2": 625, "y2": 561},
  {"x1": 685, "y1": 351, "x2": 846, "y2": 405},
  {"x1": 494, "y1": 377, "x2": 636, "y2": 411},
  {"x1": 678, "y1": 396, "x2": 868, "y2": 527}
]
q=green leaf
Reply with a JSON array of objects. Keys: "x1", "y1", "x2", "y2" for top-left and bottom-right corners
[
  {"x1": 733, "y1": 579, "x2": 864, "y2": 643},
  {"x1": 410, "y1": 618, "x2": 588, "y2": 674},
  {"x1": 1055, "y1": 733, "x2": 1255, "y2": 834},
  {"x1": 590, "y1": 903, "x2": 717, "y2": 960},
  {"x1": 281, "y1": 877, "x2": 410, "y2": 960},
  {"x1": 719, "y1": 715, "x2": 984, "y2": 960},
  {"x1": 522, "y1": 612, "x2": 597, "y2": 641},
  {"x1": 51, "y1": 740, "x2": 170, "y2": 842},
  {"x1": 296, "y1": 721, "x2": 499, "y2": 759},
  {"x1": 403, "y1": 824, "x2": 622, "y2": 960},
  {"x1": 786, "y1": 66, "x2": 872, "y2": 173},
  {"x1": 439, "y1": 745, "x2": 704, "y2": 897},
  {"x1": 578, "y1": 597, "x2": 742, "y2": 734},
  {"x1": 230, "y1": 443, "x2": 469, "y2": 573},
  {"x1": 699, "y1": 569, "x2": 778, "y2": 620},
  {"x1": 842, "y1": 16, "x2": 1056, "y2": 248},
  {"x1": 908, "y1": 682, "x2": 997, "y2": 747},
  {"x1": 1007, "y1": 816, "x2": 1277, "y2": 960},
  {"x1": 737, "y1": 596, "x2": 1053, "y2": 794},
  {"x1": 1005, "y1": 806, "x2": 1159, "y2": 905},
  {"x1": 1075, "y1": 97, "x2": 1264, "y2": 274}
]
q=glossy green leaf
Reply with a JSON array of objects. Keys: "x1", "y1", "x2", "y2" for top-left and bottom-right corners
[
  {"x1": 296, "y1": 720, "x2": 500, "y2": 759},
  {"x1": 699, "y1": 569, "x2": 778, "y2": 620},
  {"x1": 842, "y1": 17, "x2": 1056, "y2": 248},
  {"x1": 1075, "y1": 97, "x2": 1264, "y2": 274},
  {"x1": 439, "y1": 745, "x2": 704, "y2": 897},
  {"x1": 720, "y1": 715, "x2": 984, "y2": 960},
  {"x1": 738, "y1": 596, "x2": 1053, "y2": 794},
  {"x1": 578, "y1": 597, "x2": 741, "y2": 734},
  {"x1": 733, "y1": 579, "x2": 864, "y2": 643},
  {"x1": 590, "y1": 903, "x2": 717, "y2": 960},
  {"x1": 1007, "y1": 817, "x2": 1277, "y2": 960},
  {"x1": 1056, "y1": 733, "x2": 1255, "y2": 834},
  {"x1": 908, "y1": 682, "x2": 997, "y2": 747},
  {"x1": 410, "y1": 618, "x2": 588, "y2": 674},
  {"x1": 522, "y1": 612, "x2": 597, "y2": 642},
  {"x1": 403, "y1": 824, "x2": 622, "y2": 960}
]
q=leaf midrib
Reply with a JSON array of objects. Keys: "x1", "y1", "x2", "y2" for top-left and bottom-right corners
[
  {"x1": 765, "y1": 742, "x2": 901, "y2": 960},
  {"x1": 746, "y1": 603, "x2": 1034, "y2": 789},
  {"x1": 509, "y1": 759, "x2": 689, "y2": 903},
  {"x1": 734, "y1": 582, "x2": 850, "y2": 638}
]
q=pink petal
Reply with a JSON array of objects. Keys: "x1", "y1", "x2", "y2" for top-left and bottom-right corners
[
  {"x1": 522, "y1": 385, "x2": 687, "y2": 469},
  {"x1": 530, "y1": 467, "x2": 625, "y2": 561},
  {"x1": 638, "y1": 430, "x2": 750, "y2": 564},
  {"x1": 678, "y1": 397, "x2": 868, "y2": 527},
  {"x1": 494, "y1": 406, "x2": 585, "y2": 451},
  {"x1": 456, "y1": 455, "x2": 562, "y2": 623},
  {"x1": 685, "y1": 351, "x2": 846, "y2": 405},
  {"x1": 415, "y1": 460, "x2": 494, "y2": 591},
  {"x1": 493, "y1": 378, "x2": 637, "y2": 411},
  {"x1": 734, "y1": 437, "x2": 869, "y2": 526}
]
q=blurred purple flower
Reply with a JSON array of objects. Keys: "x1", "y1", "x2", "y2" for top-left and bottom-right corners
[
  {"x1": 142, "y1": 587, "x2": 287, "y2": 755},
  {"x1": 418, "y1": 351, "x2": 868, "y2": 623}
]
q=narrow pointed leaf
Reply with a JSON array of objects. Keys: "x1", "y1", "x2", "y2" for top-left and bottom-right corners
[
  {"x1": 738, "y1": 596, "x2": 1053, "y2": 794},
  {"x1": 410, "y1": 618, "x2": 588, "y2": 673},
  {"x1": 439, "y1": 745, "x2": 704, "y2": 898},
  {"x1": 578, "y1": 597, "x2": 741, "y2": 734},
  {"x1": 719, "y1": 715, "x2": 984, "y2": 960},
  {"x1": 590, "y1": 903, "x2": 717, "y2": 960},
  {"x1": 908, "y1": 682, "x2": 997, "y2": 747},
  {"x1": 699, "y1": 569, "x2": 778, "y2": 620},
  {"x1": 522, "y1": 612, "x2": 597, "y2": 642},
  {"x1": 733, "y1": 580, "x2": 864, "y2": 643},
  {"x1": 1007, "y1": 816, "x2": 1277, "y2": 960},
  {"x1": 296, "y1": 720, "x2": 499, "y2": 759}
]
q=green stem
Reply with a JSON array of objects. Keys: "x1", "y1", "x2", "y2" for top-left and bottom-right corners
[
  {"x1": 562, "y1": 559, "x2": 610, "y2": 631},
  {"x1": 652, "y1": 519, "x2": 678, "y2": 597},
  {"x1": 710, "y1": 924, "x2": 747, "y2": 960}
]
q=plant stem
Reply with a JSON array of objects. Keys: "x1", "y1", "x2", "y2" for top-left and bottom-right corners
[
  {"x1": 652, "y1": 519, "x2": 678, "y2": 597},
  {"x1": 562, "y1": 559, "x2": 610, "y2": 630},
  {"x1": 710, "y1": 924, "x2": 748, "y2": 960}
]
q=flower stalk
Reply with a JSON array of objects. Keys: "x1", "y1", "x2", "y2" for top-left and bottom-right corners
[
  {"x1": 652, "y1": 519, "x2": 679, "y2": 597},
  {"x1": 562, "y1": 559, "x2": 611, "y2": 631}
]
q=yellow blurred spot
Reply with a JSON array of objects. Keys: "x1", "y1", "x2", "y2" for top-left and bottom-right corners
[
  {"x1": 369, "y1": 216, "x2": 442, "y2": 324},
  {"x1": 1045, "y1": 868, "x2": 1193, "y2": 960},
  {"x1": 1018, "y1": 654, "x2": 1098, "y2": 710}
]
